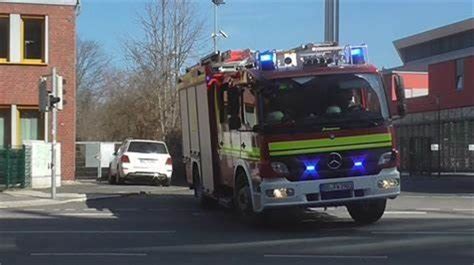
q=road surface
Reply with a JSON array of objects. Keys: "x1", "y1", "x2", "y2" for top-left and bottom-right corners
[{"x1": 0, "y1": 187, "x2": 473, "y2": 265}]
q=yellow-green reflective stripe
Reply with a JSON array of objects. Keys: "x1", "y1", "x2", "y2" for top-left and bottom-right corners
[
  {"x1": 222, "y1": 146, "x2": 260, "y2": 159},
  {"x1": 270, "y1": 142, "x2": 392, "y2": 157},
  {"x1": 269, "y1": 133, "x2": 392, "y2": 152}
]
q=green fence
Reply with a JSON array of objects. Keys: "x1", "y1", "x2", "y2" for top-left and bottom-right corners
[{"x1": 0, "y1": 147, "x2": 27, "y2": 189}]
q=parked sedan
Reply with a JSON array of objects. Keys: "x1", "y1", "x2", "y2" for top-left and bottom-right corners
[{"x1": 108, "y1": 139, "x2": 173, "y2": 186}]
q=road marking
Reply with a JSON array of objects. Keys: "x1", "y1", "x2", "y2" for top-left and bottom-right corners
[
  {"x1": 31, "y1": 253, "x2": 147, "y2": 257},
  {"x1": 416, "y1": 208, "x2": 441, "y2": 211},
  {"x1": 372, "y1": 231, "x2": 474, "y2": 235},
  {"x1": 453, "y1": 208, "x2": 474, "y2": 212},
  {"x1": 0, "y1": 230, "x2": 176, "y2": 234},
  {"x1": 264, "y1": 254, "x2": 388, "y2": 259},
  {"x1": 56, "y1": 213, "x2": 115, "y2": 217},
  {"x1": 384, "y1": 211, "x2": 427, "y2": 215}
]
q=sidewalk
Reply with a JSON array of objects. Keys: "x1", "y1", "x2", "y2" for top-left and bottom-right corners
[{"x1": 0, "y1": 180, "x2": 191, "y2": 209}]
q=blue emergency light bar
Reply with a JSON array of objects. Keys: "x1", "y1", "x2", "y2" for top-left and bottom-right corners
[
  {"x1": 258, "y1": 51, "x2": 276, "y2": 71},
  {"x1": 255, "y1": 44, "x2": 369, "y2": 71}
]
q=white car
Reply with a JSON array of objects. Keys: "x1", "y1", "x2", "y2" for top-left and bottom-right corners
[{"x1": 108, "y1": 139, "x2": 173, "y2": 186}]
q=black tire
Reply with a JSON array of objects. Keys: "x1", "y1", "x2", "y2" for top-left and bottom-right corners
[
  {"x1": 116, "y1": 169, "x2": 126, "y2": 185},
  {"x1": 151, "y1": 178, "x2": 161, "y2": 186},
  {"x1": 162, "y1": 178, "x2": 171, "y2": 187},
  {"x1": 346, "y1": 199, "x2": 387, "y2": 224},
  {"x1": 108, "y1": 166, "x2": 116, "y2": 185},
  {"x1": 193, "y1": 167, "x2": 215, "y2": 209},
  {"x1": 234, "y1": 171, "x2": 264, "y2": 224}
]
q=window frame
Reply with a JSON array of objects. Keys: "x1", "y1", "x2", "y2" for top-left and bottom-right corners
[
  {"x1": 21, "y1": 15, "x2": 45, "y2": 64},
  {"x1": 0, "y1": 14, "x2": 9, "y2": 63},
  {"x1": 455, "y1": 59, "x2": 464, "y2": 92},
  {"x1": 17, "y1": 106, "x2": 45, "y2": 144}
]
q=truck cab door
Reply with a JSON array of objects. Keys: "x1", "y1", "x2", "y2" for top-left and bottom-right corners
[{"x1": 215, "y1": 84, "x2": 236, "y2": 187}]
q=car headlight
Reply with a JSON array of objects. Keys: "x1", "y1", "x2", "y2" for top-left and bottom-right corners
[{"x1": 271, "y1": 162, "x2": 290, "y2": 175}]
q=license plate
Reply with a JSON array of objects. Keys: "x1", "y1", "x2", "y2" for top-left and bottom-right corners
[{"x1": 320, "y1": 181, "x2": 354, "y2": 192}]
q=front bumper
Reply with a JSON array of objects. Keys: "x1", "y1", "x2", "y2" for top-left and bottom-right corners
[{"x1": 253, "y1": 168, "x2": 400, "y2": 212}]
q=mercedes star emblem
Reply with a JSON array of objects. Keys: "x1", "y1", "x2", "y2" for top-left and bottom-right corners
[{"x1": 327, "y1": 152, "x2": 343, "y2": 169}]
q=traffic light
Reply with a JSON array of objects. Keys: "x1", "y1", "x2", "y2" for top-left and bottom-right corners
[
  {"x1": 39, "y1": 71, "x2": 65, "y2": 112},
  {"x1": 39, "y1": 77, "x2": 50, "y2": 113},
  {"x1": 55, "y1": 75, "x2": 64, "y2": 110}
]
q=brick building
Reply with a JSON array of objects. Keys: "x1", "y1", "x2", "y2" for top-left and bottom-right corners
[
  {"x1": 384, "y1": 18, "x2": 474, "y2": 174},
  {"x1": 0, "y1": 0, "x2": 78, "y2": 181}
]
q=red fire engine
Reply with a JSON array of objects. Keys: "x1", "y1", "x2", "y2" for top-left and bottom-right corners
[{"x1": 178, "y1": 43, "x2": 406, "y2": 224}]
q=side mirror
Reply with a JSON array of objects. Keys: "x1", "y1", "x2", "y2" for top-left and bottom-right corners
[
  {"x1": 113, "y1": 151, "x2": 117, "y2": 156},
  {"x1": 394, "y1": 74, "x2": 407, "y2": 118},
  {"x1": 229, "y1": 116, "x2": 241, "y2": 130}
]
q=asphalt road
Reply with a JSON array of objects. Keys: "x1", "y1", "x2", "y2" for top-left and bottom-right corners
[{"x1": 0, "y1": 187, "x2": 473, "y2": 265}]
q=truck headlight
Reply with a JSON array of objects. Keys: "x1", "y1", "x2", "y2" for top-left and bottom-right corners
[
  {"x1": 265, "y1": 188, "x2": 295, "y2": 198},
  {"x1": 378, "y1": 178, "x2": 400, "y2": 189},
  {"x1": 271, "y1": 162, "x2": 290, "y2": 175}
]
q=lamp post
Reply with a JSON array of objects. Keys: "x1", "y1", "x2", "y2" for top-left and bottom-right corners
[{"x1": 212, "y1": 0, "x2": 225, "y2": 52}]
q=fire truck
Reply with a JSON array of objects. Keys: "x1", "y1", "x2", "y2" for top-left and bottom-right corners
[{"x1": 178, "y1": 43, "x2": 406, "y2": 224}]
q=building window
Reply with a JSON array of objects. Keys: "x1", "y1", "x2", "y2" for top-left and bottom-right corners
[
  {"x1": 0, "y1": 15, "x2": 8, "y2": 62},
  {"x1": 0, "y1": 108, "x2": 11, "y2": 148},
  {"x1": 456, "y1": 59, "x2": 464, "y2": 91},
  {"x1": 22, "y1": 16, "x2": 45, "y2": 63},
  {"x1": 19, "y1": 110, "x2": 44, "y2": 143}
]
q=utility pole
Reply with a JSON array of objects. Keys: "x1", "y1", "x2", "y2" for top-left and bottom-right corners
[
  {"x1": 39, "y1": 68, "x2": 63, "y2": 199},
  {"x1": 51, "y1": 67, "x2": 58, "y2": 199},
  {"x1": 212, "y1": 0, "x2": 225, "y2": 52}
]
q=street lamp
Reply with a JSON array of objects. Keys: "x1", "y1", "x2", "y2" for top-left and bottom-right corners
[{"x1": 212, "y1": 0, "x2": 225, "y2": 52}]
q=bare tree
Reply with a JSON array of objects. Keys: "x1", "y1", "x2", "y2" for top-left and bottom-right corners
[
  {"x1": 76, "y1": 38, "x2": 111, "y2": 141},
  {"x1": 123, "y1": 0, "x2": 204, "y2": 140}
]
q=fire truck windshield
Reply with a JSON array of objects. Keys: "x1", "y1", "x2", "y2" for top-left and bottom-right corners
[{"x1": 260, "y1": 73, "x2": 389, "y2": 131}]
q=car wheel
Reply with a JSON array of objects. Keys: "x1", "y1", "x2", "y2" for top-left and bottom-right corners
[
  {"x1": 162, "y1": 178, "x2": 171, "y2": 187},
  {"x1": 151, "y1": 178, "x2": 160, "y2": 186},
  {"x1": 116, "y1": 169, "x2": 125, "y2": 185},
  {"x1": 108, "y1": 166, "x2": 116, "y2": 185},
  {"x1": 347, "y1": 199, "x2": 387, "y2": 225}
]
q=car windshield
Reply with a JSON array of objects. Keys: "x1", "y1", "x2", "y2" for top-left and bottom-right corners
[
  {"x1": 127, "y1": 142, "x2": 168, "y2": 154},
  {"x1": 261, "y1": 73, "x2": 389, "y2": 130}
]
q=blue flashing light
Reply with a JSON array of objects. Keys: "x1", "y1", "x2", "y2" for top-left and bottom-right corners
[
  {"x1": 351, "y1": 48, "x2": 362, "y2": 56},
  {"x1": 260, "y1": 54, "x2": 273, "y2": 62},
  {"x1": 301, "y1": 159, "x2": 320, "y2": 180},
  {"x1": 258, "y1": 51, "x2": 276, "y2": 71},
  {"x1": 351, "y1": 155, "x2": 366, "y2": 171},
  {"x1": 350, "y1": 46, "x2": 367, "y2": 65}
]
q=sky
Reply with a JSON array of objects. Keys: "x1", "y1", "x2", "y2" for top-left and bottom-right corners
[{"x1": 77, "y1": 0, "x2": 473, "y2": 69}]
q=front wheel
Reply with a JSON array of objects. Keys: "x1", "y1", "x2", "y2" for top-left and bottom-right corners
[
  {"x1": 346, "y1": 199, "x2": 386, "y2": 224},
  {"x1": 234, "y1": 171, "x2": 264, "y2": 224},
  {"x1": 108, "y1": 166, "x2": 116, "y2": 185}
]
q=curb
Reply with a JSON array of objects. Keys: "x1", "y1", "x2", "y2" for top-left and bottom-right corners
[{"x1": 0, "y1": 194, "x2": 126, "y2": 209}]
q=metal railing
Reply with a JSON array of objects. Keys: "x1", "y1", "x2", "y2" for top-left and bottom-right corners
[{"x1": 0, "y1": 147, "x2": 27, "y2": 189}]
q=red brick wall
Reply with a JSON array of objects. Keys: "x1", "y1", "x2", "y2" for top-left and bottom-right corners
[
  {"x1": 0, "y1": 3, "x2": 76, "y2": 181},
  {"x1": 428, "y1": 56, "x2": 474, "y2": 110}
]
